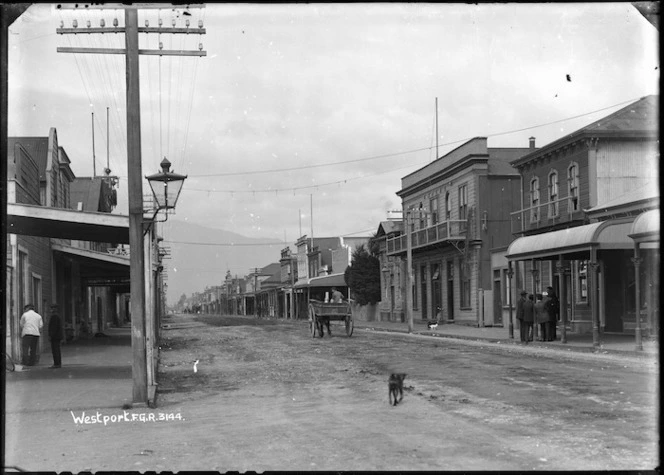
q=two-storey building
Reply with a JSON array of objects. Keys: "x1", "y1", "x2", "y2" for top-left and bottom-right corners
[
  {"x1": 506, "y1": 95, "x2": 658, "y2": 344},
  {"x1": 7, "y1": 128, "x2": 129, "y2": 363},
  {"x1": 386, "y1": 137, "x2": 532, "y2": 326}
]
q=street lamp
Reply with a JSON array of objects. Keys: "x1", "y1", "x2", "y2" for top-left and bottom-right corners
[{"x1": 145, "y1": 157, "x2": 187, "y2": 222}]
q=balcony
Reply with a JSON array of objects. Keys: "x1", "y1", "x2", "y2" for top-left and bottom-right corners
[
  {"x1": 386, "y1": 219, "x2": 468, "y2": 255},
  {"x1": 511, "y1": 195, "x2": 584, "y2": 235}
]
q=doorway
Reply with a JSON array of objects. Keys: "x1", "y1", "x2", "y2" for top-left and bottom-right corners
[
  {"x1": 432, "y1": 264, "x2": 442, "y2": 320},
  {"x1": 447, "y1": 260, "x2": 454, "y2": 321},
  {"x1": 493, "y1": 270, "x2": 503, "y2": 325},
  {"x1": 420, "y1": 265, "x2": 428, "y2": 320}
]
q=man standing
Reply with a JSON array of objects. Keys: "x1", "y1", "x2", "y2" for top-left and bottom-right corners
[
  {"x1": 534, "y1": 293, "x2": 550, "y2": 341},
  {"x1": 48, "y1": 304, "x2": 64, "y2": 368},
  {"x1": 20, "y1": 303, "x2": 43, "y2": 366},
  {"x1": 515, "y1": 290, "x2": 528, "y2": 342},
  {"x1": 522, "y1": 294, "x2": 535, "y2": 343},
  {"x1": 330, "y1": 287, "x2": 344, "y2": 303}
]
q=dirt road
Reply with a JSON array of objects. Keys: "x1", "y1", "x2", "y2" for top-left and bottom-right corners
[{"x1": 151, "y1": 313, "x2": 658, "y2": 471}]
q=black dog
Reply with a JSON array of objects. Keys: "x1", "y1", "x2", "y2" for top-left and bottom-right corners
[{"x1": 388, "y1": 373, "x2": 406, "y2": 406}]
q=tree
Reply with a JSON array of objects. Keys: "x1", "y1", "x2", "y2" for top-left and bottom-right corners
[
  {"x1": 344, "y1": 242, "x2": 381, "y2": 306},
  {"x1": 176, "y1": 293, "x2": 187, "y2": 309}
]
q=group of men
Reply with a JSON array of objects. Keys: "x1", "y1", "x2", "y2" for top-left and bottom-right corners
[
  {"x1": 18, "y1": 303, "x2": 64, "y2": 369},
  {"x1": 515, "y1": 286, "x2": 560, "y2": 343}
]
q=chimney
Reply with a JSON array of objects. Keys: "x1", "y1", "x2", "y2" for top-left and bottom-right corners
[{"x1": 529, "y1": 137, "x2": 536, "y2": 149}]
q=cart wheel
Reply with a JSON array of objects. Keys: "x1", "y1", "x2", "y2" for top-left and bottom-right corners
[
  {"x1": 309, "y1": 305, "x2": 317, "y2": 338},
  {"x1": 345, "y1": 316, "x2": 354, "y2": 337}
]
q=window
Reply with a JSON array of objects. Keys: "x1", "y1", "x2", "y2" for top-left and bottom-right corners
[
  {"x1": 568, "y1": 163, "x2": 579, "y2": 213},
  {"x1": 18, "y1": 250, "x2": 28, "y2": 311},
  {"x1": 458, "y1": 185, "x2": 468, "y2": 221},
  {"x1": 445, "y1": 192, "x2": 451, "y2": 220},
  {"x1": 548, "y1": 171, "x2": 559, "y2": 217},
  {"x1": 576, "y1": 261, "x2": 588, "y2": 302},
  {"x1": 32, "y1": 275, "x2": 42, "y2": 314},
  {"x1": 502, "y1": 268, "x2": 513, "y2": 307},
  {"x1": 418, "y1": 202, "x2": 425, "y2": 230},
  {"x1": 430, "y1": 197, "x2": 439, "y2": 225},
  {"x1": 460, "y1": 260, "x2": 471, "y2": 308},
  {"x1": 530, "y1": 177, "x2": 540, "y2": 222}
]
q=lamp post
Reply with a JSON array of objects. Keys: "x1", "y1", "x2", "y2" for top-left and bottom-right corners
[
  {"x1": 142, "y1": 157, "x2": 186, "y2": 404},
  {"x1": 506, "y1": 263, "x2": 514, "y2": 339},
  {"x1": 405, "y1": 210, "x2": 414, "y2": 333},
  {"x1": 530, "y1": 263, "x2": 539, "y2": 341},
  {"x1": 145, "y1": 158, "x2": 188, "y2": 222}
]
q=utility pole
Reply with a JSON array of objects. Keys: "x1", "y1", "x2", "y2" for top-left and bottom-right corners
[{"x1": 57, "y1": 4, "x2": 206, "y2": 405}]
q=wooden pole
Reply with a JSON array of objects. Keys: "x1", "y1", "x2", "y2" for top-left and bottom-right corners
[
  {"x1": 92, "y1": 112, "x2": 96, "y2": 176},
  {"x1": 558, "y1": 255, "x2": 567, "y2": 344},
  {"x1": 406, "y1": 211, "x2": 413, "y2": 333},
  {"x1": 125, "y1": 7, "x2": 148, "y2": 405}
]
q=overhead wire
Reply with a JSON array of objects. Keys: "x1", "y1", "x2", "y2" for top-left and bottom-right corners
[{"x1": 176, "y1": 95, "x2": 643, "y2": 196}]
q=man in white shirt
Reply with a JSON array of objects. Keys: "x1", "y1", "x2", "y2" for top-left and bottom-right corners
[{"x1": 20, "y1": 303, "x2": 43, "y2": 366}]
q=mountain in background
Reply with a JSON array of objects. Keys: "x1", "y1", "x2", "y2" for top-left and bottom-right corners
[{"x1": 160, "y1": 220, "x2": 287, "y2": 305}]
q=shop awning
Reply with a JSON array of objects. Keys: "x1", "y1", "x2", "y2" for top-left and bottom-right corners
[
  {"x1": 629, "y1": 209, "x2": 660, "y2": 243},
  {"x1": 507, "y1": 220, "x2": 634, "y2": 260},
  {"x1": 52, "y1": 243, "x2": 130, "y2": 288},
  {"x1": 294, "y1": 272, "x2": 347, "y2": 288},
  {"x1": 7, "y1": 202, "x2": 129, "y2": 243}
]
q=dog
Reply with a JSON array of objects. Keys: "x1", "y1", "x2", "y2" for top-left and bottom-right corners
[
  {"x1": 388, "y1": 373, "x2": 406, "y2": 406},
  {"x1": 427, "y1": 320, "x2": 438, "y2": 330}
]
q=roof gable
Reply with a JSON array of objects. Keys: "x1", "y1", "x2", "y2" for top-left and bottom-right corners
[{"x1": 512, "y1": 95, "x2": 659, "y2": 167}]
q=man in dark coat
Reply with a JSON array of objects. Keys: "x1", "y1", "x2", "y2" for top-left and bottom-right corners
[
  {"x1": 522, "y1": 294, "x2": 535, "y2": 343},
  {"x1": 515, "y1": 290, "x2": 528, "y2": 342},
  {"x1": 48, "y1": 304, "x2": 64, "y2": 369}
]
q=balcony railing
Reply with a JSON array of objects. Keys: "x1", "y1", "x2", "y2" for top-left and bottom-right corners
[
  {"x1": 511, "y1": 194, "x2": 583, "y2": 234},
  {"x1": 386, "y1": 219, "x2": 468, "y2": 255}
]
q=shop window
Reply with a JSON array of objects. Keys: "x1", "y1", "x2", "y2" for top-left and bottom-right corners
[
  {"x1": 575, "y1": 261, "x2": 588, "y2": 302},
  {"x1": 18, "y1": 250, "x2": 28, "y2": 311},
  {"x1": 32, "y1": 274, "x2": 42, "y2": 314}
]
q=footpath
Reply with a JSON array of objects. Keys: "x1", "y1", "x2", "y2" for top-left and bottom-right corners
[{"x1": 351, "y1": 317, "x2": 659, "y2": 358}]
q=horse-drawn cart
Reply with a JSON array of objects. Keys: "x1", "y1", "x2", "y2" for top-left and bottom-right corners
[{"x1": 308, "y1": 299, "x2": 353, "y2": 337}]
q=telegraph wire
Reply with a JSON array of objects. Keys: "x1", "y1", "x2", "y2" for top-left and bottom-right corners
[
  {"x1": 184, "y1": 96, "x2": 642, "y2": 179},
  {"x1": 164, "y1": 226, "x2": 376, "y2": 247}
]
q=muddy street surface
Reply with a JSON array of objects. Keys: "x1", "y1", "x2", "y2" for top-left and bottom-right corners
[{"x1": 152, "y1": 313, "x2": 658, "y2": 471}]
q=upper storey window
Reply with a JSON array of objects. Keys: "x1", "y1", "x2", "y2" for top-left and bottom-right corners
[
  {"x1": 568, "y1": 163, "x2": 580, "y2": 212},
  {"x1": 548, "y1": 171, "x2": 559, "y2": 217},
  {"x1": 529, "y1": 177, "x2": 540, "y2": 223},
  {"x1": 445, "y1": 191, "x2": 451, "y2": 220}
]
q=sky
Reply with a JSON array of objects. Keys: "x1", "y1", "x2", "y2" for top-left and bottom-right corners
[{"x1": 7, "y1": 3, "x2": 659, "y2": 300}]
